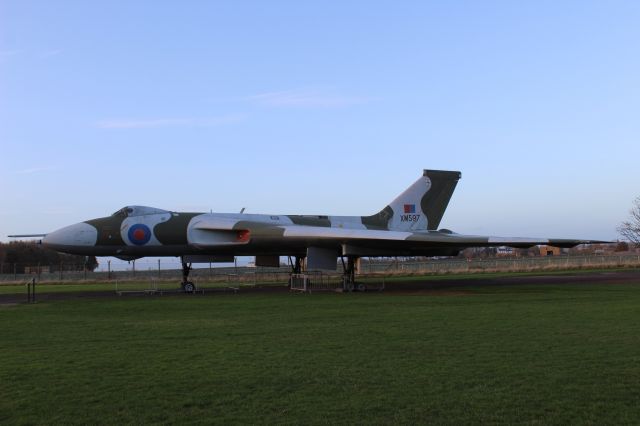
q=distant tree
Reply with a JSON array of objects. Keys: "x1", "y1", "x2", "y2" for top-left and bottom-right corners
[
  {"x1": 517, "y1": 247, "x2": 536, "y2": 257},
  {"x1": 618, "y1": 197, "x2": 640, "y2": 247},
  {"x1": 614, "y1": 241, "x2": 630, "y2": 252},
  {"x1": 85, "y1": 256, "x2": 99, "y2": 271},
  {"x1": 0, "y1": 242, "x2": 97, "y2": 273}
]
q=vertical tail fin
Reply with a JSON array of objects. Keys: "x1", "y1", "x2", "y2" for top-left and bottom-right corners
[{"x1": 362, "y1": 170, "x2": 461, "y2": 231}]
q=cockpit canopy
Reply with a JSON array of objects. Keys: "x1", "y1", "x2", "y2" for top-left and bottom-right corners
[{"x1": 112, "y1": 205, "x2": 170, "y2": 218}]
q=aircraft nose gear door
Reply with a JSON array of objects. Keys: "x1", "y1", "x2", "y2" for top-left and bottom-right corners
[{"x1": 180, "y1": 258, "x2": 195, "y2": 293}]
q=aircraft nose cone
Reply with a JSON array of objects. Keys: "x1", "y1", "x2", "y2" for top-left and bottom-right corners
[{"x1": 43, "y1": 222, "x2": 98, "y2": 250}]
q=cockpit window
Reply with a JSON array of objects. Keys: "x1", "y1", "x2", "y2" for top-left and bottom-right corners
[
  {"x1": 112, "y1": 207, "x2": 134, "y2": 218},
  {"x1": 111, "y1": 206, "x2": 169, "y2": 217}
]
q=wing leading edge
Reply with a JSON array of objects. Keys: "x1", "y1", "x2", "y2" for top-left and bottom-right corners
[{"x1": 194, "y1": 220, "x2": 606, "y2": 250}]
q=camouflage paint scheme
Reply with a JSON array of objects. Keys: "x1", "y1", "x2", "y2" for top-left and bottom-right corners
[{"x1": 42, "y1": 170, "x2": 605, "y2": 262}]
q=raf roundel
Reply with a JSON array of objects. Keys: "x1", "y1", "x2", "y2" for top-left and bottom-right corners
[{"x1": 128, "y1": 224, "x2": 152, "y2": 246}]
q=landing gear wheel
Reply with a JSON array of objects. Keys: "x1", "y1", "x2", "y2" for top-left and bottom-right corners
[
  {"x1": 357, "y1": 283, "x2": 367, "y2": 292},
  {"x1": 183, "y1": 281, "x2": 195, "y2": 293}
]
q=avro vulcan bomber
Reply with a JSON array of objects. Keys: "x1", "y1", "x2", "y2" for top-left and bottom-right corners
[{"x1": 11, "y1": 170, "x2": 606, "y2": 291}]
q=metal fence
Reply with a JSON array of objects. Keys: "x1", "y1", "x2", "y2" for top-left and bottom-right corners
[
  {"x1": 0, "y1": 254, "x2": 639, "y2": 284},
  {"x1": 0, "y1": 262, "x2": 288, "y2": 284},
  {"x1": 361, "y1": 254, "x2": 640, "y2": 275},
  {"x1": 290, "y1": 272, "x2": 343, "y2": 292}
]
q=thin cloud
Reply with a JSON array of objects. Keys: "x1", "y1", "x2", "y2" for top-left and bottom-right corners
[
  {"x1": 248, "y1": 89, "x2": 372, "y2": 108},
  {"x1": 43, "y1": 208, "x2": 74, "y2": 215},
  {"x1": 15, "y1": 166, "x2": 57, "y2": 175},
  {"x1": 0, "y1": 49, "x2": 62, "y2": 59},
  {"x1": 40, "y1": 49, "x2": 63, "y2": 58},
  {"x1": 0, "y1": 50, "x2": 21, "y2": 59},
  {"x1": 96, "y1": 114, "x2": 245, "y2": 129}
]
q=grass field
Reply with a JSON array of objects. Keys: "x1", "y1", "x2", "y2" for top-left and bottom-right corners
[{"x1": 2, "y1": 279, "x2": 640, "y2": 424}]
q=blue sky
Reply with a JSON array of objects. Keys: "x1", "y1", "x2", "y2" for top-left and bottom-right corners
[{"x1": 2, "y1": 0, "x2": 639, "y2": 243}]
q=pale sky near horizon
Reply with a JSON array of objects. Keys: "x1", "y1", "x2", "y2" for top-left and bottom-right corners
[{"x1": 2, "y1": 0, "x2": 639, "y2": 246}]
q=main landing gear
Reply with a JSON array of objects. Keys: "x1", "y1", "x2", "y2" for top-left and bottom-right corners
[
  {"x1": 291, "y1": 256, "x2": 303, "y2": 274},
  {"x1": 287, "y1": 255, "x2": 365, "y2": 292},
  {"x1": 287, "y1": 255, "x2": 305, "y2": 288},
  {"x1": 341, "y1": 256, "x2": 365, "y2": 292},
  {"x1": 181, "y1": 258, "x2": 195, "y2": 293}
]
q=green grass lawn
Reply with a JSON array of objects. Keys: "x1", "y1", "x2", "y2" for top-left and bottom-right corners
[{"x1": 2, "y1": 282, "x2": 640, "y2": 424}]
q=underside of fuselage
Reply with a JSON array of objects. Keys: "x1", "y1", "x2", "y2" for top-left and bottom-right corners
[{"x1": 45, "y1": 237, "x2": 462, "y2": 259}]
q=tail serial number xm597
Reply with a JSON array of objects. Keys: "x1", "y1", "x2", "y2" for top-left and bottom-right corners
[{"x1": 10, "y1": 170, "x2": 607, "y2": 292}]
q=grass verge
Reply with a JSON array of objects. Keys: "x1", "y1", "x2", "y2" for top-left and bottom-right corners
[{"x1": 2, "y1": 281, "x2": 640, "y2": 424}]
